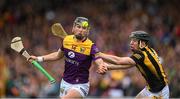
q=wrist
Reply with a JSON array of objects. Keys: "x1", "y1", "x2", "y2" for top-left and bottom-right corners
[{"x1": 37, "y1": 56, "x2": 44, "y2": 62}]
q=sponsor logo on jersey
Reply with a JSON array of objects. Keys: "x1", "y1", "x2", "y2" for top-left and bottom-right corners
[
  {"x1": 65, "y1": 56, "x2": 79, "y2": 66},
  {"x1": 68, "y1": 51, "x2": 75, "y2": 58}
]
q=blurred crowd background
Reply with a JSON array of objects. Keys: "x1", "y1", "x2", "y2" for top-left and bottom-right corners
[{"x1": 0, "y1": 0, "x2": 180, "y2": 98}]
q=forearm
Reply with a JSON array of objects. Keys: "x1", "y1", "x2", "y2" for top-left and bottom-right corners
[
  {"x1": 41, "y1": 51, "x2": 63, "y2": 61},
  {"x1": 100, "y1": 53, "x2": 121, "y2": 64},
  {"x1": 107, "y1": 63, "x2": 133, "y2": 70}
]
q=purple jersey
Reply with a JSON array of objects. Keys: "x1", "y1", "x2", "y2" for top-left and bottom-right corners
[{"x1": 61, "y1": 35, "x2": 100, "y2": 84}]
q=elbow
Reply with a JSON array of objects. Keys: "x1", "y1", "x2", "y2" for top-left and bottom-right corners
[{"x1": 56, "y1": 54, "x2": 62, "y2": 60}]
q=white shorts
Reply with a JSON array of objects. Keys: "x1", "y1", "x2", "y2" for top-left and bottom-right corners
[
  {"x1": 137, "y1": 85, "x2": 169, "y2": 99},
  {"x1": 59, "y1": 79, "x2": 90, "y2": 97}
]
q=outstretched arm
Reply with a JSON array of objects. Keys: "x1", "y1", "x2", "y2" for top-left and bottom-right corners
[
  {"x1": 42, "y1": 49, "x2": 64, "y2": 61},
  {"x1": 99, "y1": 52, "x2": 136, "y2": 65},
  {"x1": 106, "y1": 62, "x2": 134, "y2": 70},
  {"x1": 29, "y1": 49, "x2": 64, "y2": 62}
]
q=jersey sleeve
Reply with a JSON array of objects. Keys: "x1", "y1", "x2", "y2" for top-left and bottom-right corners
[
  {"x1": 90, "y1": 44, "x2": 101, "y2": 60},
  {"x1": 130, "y1": 51, "x2": 144, "y2": 64}
]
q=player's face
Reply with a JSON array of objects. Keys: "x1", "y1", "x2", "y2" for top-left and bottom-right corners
[
  {"x1": 72, "y1": 24, "x2": 89, "y2": 40},
  {"x1": 129, "y1": 38, "x2": 139, "y2": 51}
]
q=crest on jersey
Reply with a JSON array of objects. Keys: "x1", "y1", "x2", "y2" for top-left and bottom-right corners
[
  {"x1": 72, "y1": 44, "x2": 77, "y2": 51},
  {"x1": 80, "y1": 47, "x2": 86, "y2": 53},
  {"x1": 68, "y1": 51, "x2": 75, "y2": 58},
  {"x1": 133, "y1": 54, "x2": 142, "y2": 59}
]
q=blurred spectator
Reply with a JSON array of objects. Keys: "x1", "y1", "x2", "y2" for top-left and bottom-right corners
[{"x1": 0, "y1": 55, "x2": 9, "y2": 97}]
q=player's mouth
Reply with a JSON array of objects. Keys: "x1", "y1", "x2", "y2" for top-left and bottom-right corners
[{"x1": 130, "y1": 45, "x2": 134, "y2": 50}]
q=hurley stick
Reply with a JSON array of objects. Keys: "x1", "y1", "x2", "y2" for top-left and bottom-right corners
[
  {"x1": 10, "y1": 37, "x2": 56, "y2": 84},
  {"x1": 51, "y1": 23, "x2": 68, "y2": 39}
]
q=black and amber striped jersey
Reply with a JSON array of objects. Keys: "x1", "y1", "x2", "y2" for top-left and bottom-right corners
[{"x1": 130, "y1": 46, "x2": 168, "y2": 93}]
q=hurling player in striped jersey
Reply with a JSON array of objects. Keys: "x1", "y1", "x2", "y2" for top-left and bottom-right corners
[{"x1": 100, "y1": 31, "x2": 169, "y2": 99}]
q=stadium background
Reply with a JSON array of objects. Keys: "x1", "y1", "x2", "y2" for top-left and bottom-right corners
[{"x1": 0, "y1": 0, "x2": 180, "y2": 98}]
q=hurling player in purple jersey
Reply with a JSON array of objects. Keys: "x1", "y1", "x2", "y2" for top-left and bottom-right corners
[{"x1": 29, "y1": 17, "x2": 108, "y2": 98}]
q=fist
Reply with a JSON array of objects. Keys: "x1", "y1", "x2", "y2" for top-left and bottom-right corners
[
  {"x1": 27, "y1": 55, "x2": 38, "y2": 62},
  {"x1": 97, "y1": 63, "x2": 108, "y2": 75}
]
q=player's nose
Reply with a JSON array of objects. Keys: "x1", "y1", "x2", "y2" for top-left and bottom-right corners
[{"x1": 78, "y1": 30, "x2": 84, "y2": 35}]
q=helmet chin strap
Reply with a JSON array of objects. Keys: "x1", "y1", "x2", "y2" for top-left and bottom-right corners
[{"x1": 138, "y1": 40, "x2": 146, "y2": 49}]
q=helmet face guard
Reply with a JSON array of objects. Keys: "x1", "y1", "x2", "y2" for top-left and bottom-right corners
[{"x1": 74, "y1": 17, "x2": 90, "y2": 29}]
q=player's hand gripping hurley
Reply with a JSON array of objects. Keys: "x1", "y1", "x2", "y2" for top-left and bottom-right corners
[{"x1": 10, "y1": 37, "x2": 56, "y2": 84}]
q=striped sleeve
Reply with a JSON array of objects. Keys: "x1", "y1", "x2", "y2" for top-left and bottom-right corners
[{"x1": 130, "y1": 51, "x2": 144, "y2": 64}]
